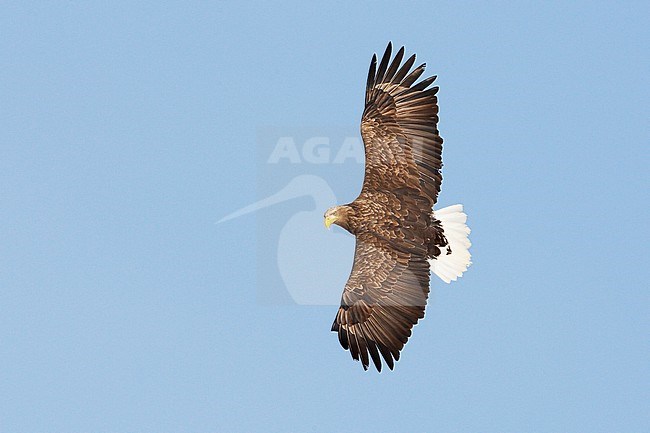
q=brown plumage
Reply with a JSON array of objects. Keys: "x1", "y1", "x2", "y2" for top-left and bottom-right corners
[{"x1": 325, "y1": 42, "x2": 468, "y2": 372}]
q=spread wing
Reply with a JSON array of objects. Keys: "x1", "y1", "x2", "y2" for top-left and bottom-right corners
[
  {"x1": 360, "y1": 42, "x2": 443, "y2": 208},
  {"x1": 331, "y1": 233, "x2": 430, "y2": 371}
]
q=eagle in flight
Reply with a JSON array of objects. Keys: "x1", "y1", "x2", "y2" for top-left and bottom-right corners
[{"x1": 324, "y1": 42, "x2": 472, "y2": 371}]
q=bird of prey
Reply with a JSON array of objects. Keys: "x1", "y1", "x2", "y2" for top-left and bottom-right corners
[{"x1": 324, "y1": 42, "x2": 471, "y2": 371}]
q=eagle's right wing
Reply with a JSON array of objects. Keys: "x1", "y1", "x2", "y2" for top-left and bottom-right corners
[{"x1": 332, "y1": 233, "x2": 430, "y2": 372}]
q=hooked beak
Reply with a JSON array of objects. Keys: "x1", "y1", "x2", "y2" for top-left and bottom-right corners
[{"x1": 324, "y1": 215, "x2": 337, "y2": 229}]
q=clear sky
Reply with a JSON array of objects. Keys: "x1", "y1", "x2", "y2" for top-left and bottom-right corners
[{"x1": 1, "y1": 1, "x2": 648, "y2": 432}]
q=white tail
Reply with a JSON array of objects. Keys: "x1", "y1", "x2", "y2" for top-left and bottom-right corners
[{"x1": 429, "y1": 204, "x2": 472, "y2": 284}]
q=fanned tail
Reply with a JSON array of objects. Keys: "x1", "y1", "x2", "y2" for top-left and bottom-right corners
[{"x1": 429, "y1": 204, "x2": 472, "y2": 283}]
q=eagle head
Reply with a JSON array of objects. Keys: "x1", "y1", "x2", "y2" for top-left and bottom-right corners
[{"x1": 324, "y1": 205, "x2": 354, "y2": 232}]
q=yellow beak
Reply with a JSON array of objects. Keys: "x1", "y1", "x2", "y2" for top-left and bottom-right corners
[{"x1": 324, "y1": 215, "x2": 336, "y2": 229}]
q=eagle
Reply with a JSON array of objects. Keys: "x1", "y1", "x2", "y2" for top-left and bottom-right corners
[{"x1": 324, "y1": 42, "x2": 472, "y2": 371}]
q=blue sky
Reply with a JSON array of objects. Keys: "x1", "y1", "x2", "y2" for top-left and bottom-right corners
[{"x1": 1, "y1": 1, "x2": 649, "y2": 432}]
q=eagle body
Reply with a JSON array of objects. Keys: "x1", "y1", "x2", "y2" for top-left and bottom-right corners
[
  {"x1": 325, "y1": 43, "x2": 471, "y2": 371},
  {"x1": 333, "y1": 193, "x2": 448, "y2": 258}
]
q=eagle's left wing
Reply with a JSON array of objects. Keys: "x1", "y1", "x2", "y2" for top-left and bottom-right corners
[{"x1": 360, "y1": 42, "x2": 444, "y2": 209}]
